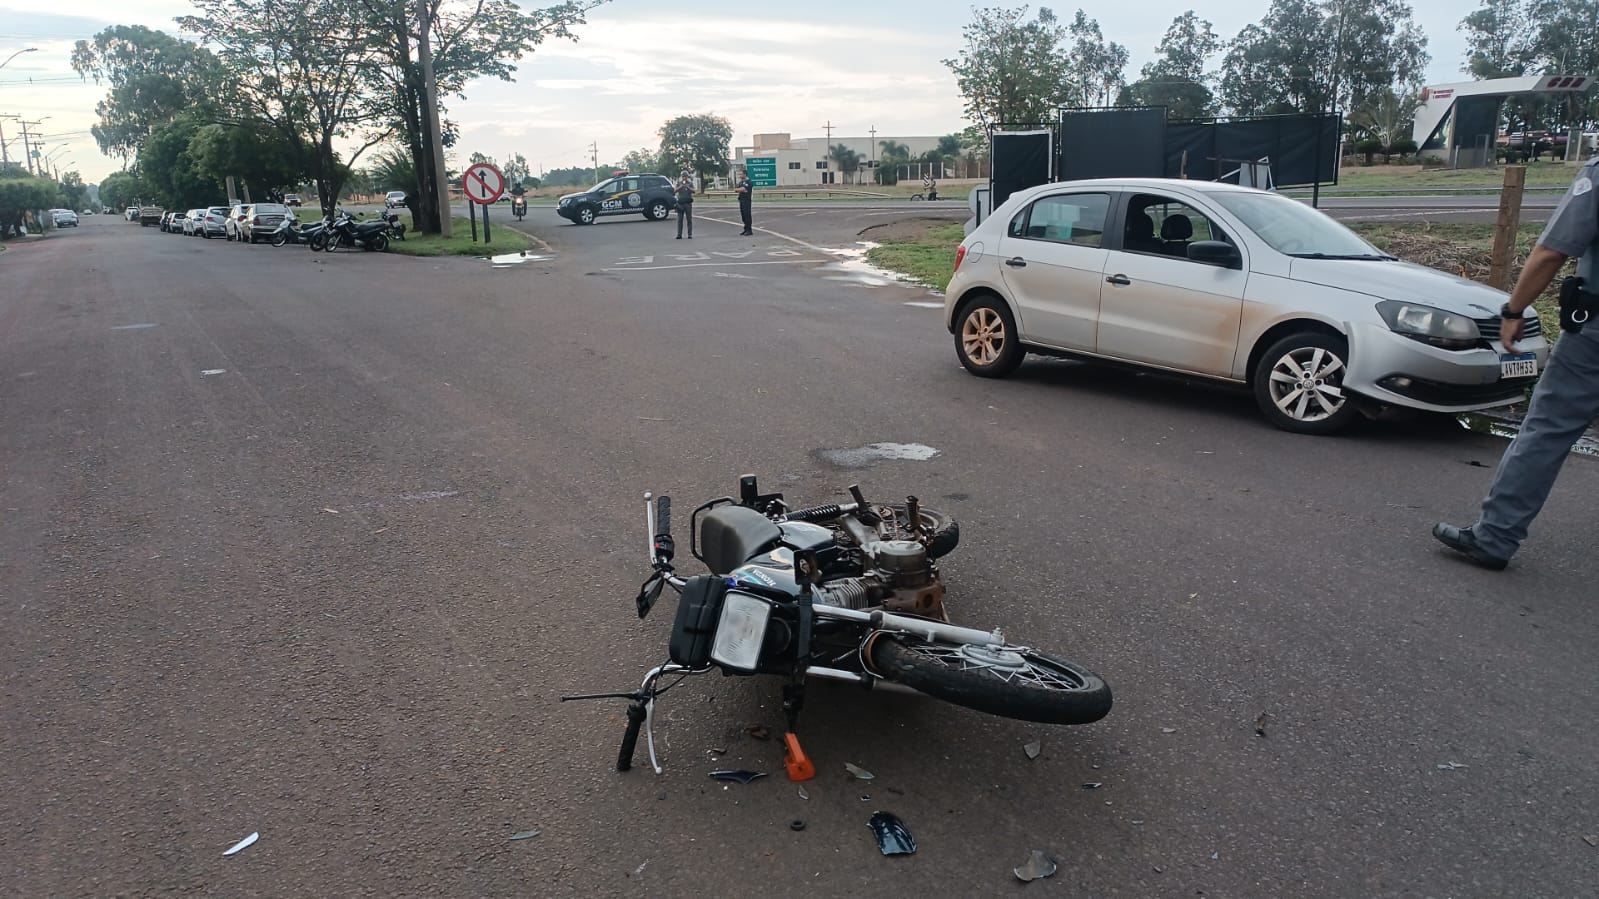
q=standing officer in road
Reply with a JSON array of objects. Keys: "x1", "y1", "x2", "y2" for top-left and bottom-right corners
[
  {"x1": 1433, "y1": 156, "x2": 1599, "y2": 569},
  {"x1": 736, "y1": 170, "x2": 753, "y2": 235},
  {"x1": 674, "y1": 172, "x2": 694, "y2": 239}
]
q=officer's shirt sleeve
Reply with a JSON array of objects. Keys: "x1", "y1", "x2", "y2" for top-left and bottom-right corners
[{"x1": 1538, "y1": 162, "x2": 1599, "y2": 257}]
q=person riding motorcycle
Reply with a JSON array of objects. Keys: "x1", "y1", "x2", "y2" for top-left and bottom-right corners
[{"x1": 511, "y1": 184, "x2": 528, "y2": 221}]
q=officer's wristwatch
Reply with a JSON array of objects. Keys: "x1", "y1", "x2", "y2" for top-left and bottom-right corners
[{"x1": 1500, "y1": 303, "x2": 1522, "y2": 320}]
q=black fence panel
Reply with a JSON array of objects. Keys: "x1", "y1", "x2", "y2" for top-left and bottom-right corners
[
  {"x1": 1059, "y1": 108, "x2": 1166, "y2": 181},
  {"x1": 990, "y1": 129, "x2": 1054, "y2": 208}
]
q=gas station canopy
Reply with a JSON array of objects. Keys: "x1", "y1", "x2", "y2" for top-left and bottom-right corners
[{"x1": 1412, "y1": 74, "x2": 1593, "y2": 167}]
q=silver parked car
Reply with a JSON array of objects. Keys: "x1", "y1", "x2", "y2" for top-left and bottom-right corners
[
  {"x1": 181, "y1": 209, "x2": 205, "y2": 235},
  {"x1": 944, "y1": 178, "x2": 1551, "y2": 434},
  {"x1": 238, "y1": 202, "x2": 290, "y2": 244}
]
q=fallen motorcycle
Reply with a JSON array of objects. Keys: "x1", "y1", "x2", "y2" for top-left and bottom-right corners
[{"x1": 564, "y1": 475, "x2": 1112, "y2": 776}]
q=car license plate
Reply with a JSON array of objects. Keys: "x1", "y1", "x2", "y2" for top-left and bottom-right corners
[{"x1": 1500, "y1": 352, "x2": 1538, "y2": 379}]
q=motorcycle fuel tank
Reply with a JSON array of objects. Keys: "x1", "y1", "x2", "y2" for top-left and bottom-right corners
[{"x1": 726, "y1": 521, "x2": 836, "y2": 598}]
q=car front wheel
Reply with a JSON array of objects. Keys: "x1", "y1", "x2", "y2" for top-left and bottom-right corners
[
  {"x1": 575, "y1": 205, "x2": 597, "y2": 225},
  {"x1": 953, "y1": 294, "x2": 1024, "y2": 377},
  {"x1": 1252, "y1": 332, "x2": 1360, "y2": 435}
]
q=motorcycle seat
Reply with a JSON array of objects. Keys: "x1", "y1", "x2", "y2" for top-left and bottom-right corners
[{"x1": 699, "y1": 506, "x2": 782, "y2": 575}]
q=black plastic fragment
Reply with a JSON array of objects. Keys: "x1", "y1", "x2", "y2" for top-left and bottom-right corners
[
  {"x1": 709, "y1": 770, "x2": 768, "y2": 784},
  {"x1": 869, "y1": 811, "x2": 916, "y2": 856}
]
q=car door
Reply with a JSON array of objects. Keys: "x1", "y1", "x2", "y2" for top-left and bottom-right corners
[
  {"x1": 600, "y1": 177, "x2": 641, "y2": 215},
  {"x1": 1096, "y1": 192, "x2": 1250, "y2": 377},
  {"x1": 994, "y1": 191, "x2": 1113, "y2": 352}
]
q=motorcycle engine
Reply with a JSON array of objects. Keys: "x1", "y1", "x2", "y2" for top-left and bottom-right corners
[{"x1": 865, "y1": 539, "x2": 945, "y2": 617}]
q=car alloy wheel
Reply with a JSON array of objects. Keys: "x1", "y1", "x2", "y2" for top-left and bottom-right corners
[
  {"x1": 1253, "y1": 332, "x2": 1359, "y2": 434},
  {"x1": 954, "y1": 295, "x2": 1024, "y2": 378}
]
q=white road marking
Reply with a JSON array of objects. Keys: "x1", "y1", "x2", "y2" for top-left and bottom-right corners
[
  {"x1": 111, "y1": 323, "x2": 158, "y2": 330},
  {"x1": 200, "y1": 369, "x2": 227, "y2": 376},
  {"x1": 604, "y1": 260, "x2": 814, "y2": 272}
]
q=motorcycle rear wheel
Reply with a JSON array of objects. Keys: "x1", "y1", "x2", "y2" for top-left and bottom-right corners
[
  {"x1": 874, "y1": 504, "x2": 959, "y2": 559},
  {"x1": 309, "y1": 233, "x2": 325, "y2": 252},
  {"x1": 867, "y1": 635, "x2": 1111, "y2": 725},
  {"x1": 370, "y1": 234, "x2": 389, "y2": 252},
  {"x1": 272, "y1": 232, "x2": 288, "y2": 247}
]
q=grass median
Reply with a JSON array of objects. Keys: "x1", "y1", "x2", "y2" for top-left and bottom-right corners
[{"x1": 293, "y1": 211, "x2": 535, "y2": 256}]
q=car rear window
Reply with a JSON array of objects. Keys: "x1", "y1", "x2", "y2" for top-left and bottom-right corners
[
  {"x1": 253, "y1": 204, "x2": 288, "y2": 214},
  {"x1": 209, "y1": 207, "x2": 229, "y2": 215}
]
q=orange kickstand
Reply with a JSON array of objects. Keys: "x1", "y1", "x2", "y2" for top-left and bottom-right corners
[{"x1": 784, "y1": 732, "x2": 815, "y2": 781}]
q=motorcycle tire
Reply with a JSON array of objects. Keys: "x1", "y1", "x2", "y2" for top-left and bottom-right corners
[
  {"x1": 272, "y1": 232, "x2": 288, "y2": 247},
  {"x1": 874, "y1": 504, "x2": 959, "y2": 559},
  {"x1": 326, "y1": 234, "x2": 341, "y2": 252},
  {"x1": 309, "y1": 233, "x2": 325, "y2": 252},
  {"x1": 370, "y1": 234, "x2": 388, "y2": 252},
  {"x1": 867, "y1": 635, "x2": 1111, "y2": 726}
]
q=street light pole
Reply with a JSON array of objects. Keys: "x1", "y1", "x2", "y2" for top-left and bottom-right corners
[{"x1": 0, "y1": 47, "x2": 38, "y2": 72}]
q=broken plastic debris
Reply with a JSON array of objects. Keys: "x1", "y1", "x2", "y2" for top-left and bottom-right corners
[
  {"x1": 1013, "y1": 849, "x2": 1057, "y2": 882},
  {"x1": 201, "y1": 369, "x2": 226, "y2": 376},
  {"x1": 869, "y1": 811, "x2": 916, "y2": 856},
  {"x1": 706, "y1": 747, "x2": 727, "y2": 756},
  {"x1": 1436, "y1": 761, "x2": 1468, "y2": 771},
  {"x1": 1023, "y1": 741, "x2": 1041, "y2": 760},
  {"x1": 1161, "y1": 727, "x2": 1177, "y2": 734},
  {"x1": 745, "y1": 725, "x2": 771, "y2": 741},
  {"x1": 1583, "y1": 834, "x2": 1599, "y2": 848},
  {"x1": 222, "y1": 832, "x2": 258, "y2": 856},
  {"x1": 1082, "y1": 782, "x2": 1103, "y2": 790},
  {"x1": 1255, "y1": 712, "x2": 1271, "y2": 736},
  {"x1": 845, "y1": 762, "x2": 875, "y2": 780},
  {"x1": 797, "y1": 786, "x2": 810, "y2": 800},
  {"x1": 709, "y1": 770, "x2": 767, "y2": 784},
  {"x1": 508, "y1": 830, "x2": 541, "y2": 841}
]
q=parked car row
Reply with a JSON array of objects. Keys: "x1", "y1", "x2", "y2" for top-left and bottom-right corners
[{"x1": 153, "y1": 203, "x2": 294, "y2": 242}]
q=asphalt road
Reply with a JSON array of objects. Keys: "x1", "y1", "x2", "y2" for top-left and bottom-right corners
[{"x1": 4, "y1": 212, "x2": 1597, "y2": 898}]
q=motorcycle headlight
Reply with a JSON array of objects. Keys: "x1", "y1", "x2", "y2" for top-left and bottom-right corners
[
  {"x1": 1376, "y1": 300, "x2": 1480, "y2": 350},
  {"x1": 710, "y1": 591, "x2": 771, "y2": 673}
]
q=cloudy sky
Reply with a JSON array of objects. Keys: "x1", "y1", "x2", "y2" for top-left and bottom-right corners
[{"x1": 1, "y1": 0, "x2": 1480, "y2": 184}]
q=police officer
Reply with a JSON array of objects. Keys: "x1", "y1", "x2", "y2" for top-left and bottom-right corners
[
  {"x1": 736, "y1": 170, "x2": 753, "y2": 235},
  {"x1": 1433, "y1": 157, "x2": 1599, "y2": 569},
  {"x1": 674, "y1": 172, "x2": 694, "y2": 239}
]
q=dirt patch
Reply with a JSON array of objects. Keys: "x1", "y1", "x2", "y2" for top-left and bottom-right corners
[{"x1": 858, "y1": 214, "x2": 966, "y2": 242}]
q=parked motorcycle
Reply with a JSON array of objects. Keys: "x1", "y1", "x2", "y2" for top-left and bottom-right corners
[
  {"x1": 323, "y1": 210, "x2": 391, "y2": 252},
  {"x1": 380, "y1": 209, "x2": 406, "y2": 241},
  {"x1": 268, "y1": 216, "x2": 326, "y2": 248},
  {"x1": 564, "y1": 475, "x2": 1112, "y2": 776}
]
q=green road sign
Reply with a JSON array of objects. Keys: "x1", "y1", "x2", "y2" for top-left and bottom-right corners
[{"x1": 743, "y1": 156, "x2": 777, "y2": 187}]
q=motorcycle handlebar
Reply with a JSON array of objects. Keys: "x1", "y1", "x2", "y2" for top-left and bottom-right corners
[
  {"x1": 616, "y1": 699, "x2": 647, "y2": 771},
  {"x1": 655, "y1": 495, "x2": 671, "y2": 536}
]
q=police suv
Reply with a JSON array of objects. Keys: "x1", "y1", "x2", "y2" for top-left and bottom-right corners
[{"x1": 556, "y1": 173, "x2": 676, "y2": 225}]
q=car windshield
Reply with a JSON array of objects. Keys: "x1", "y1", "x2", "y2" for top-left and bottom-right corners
[{"x1": 1209, "y1": 190, "x2": 1393, "y2": 259}]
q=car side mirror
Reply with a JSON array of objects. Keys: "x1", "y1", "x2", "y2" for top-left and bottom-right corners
[{"x1": 1187, "y1": 240, "x2": 1242, "y2": 269}]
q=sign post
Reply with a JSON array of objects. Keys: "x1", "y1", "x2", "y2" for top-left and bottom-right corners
[
  {"x1": 744, "y1": 156, "x2": 778, "y2": 188},
  {"x1": 462, "y1": 161, "x2": 507, "y2": 243}
]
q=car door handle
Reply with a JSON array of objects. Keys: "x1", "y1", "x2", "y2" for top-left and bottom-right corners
[
  {"x1": 1105, "y1": 274, "x2": 1131, "y2": 286},
  {"x1": 1005, "y1": 257, "x2": 1027, "y2": 268}
]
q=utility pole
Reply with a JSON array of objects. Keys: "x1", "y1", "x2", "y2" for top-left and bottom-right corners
[
  {"x1": 589, "y1": 142, "x2": 599, "y2": 179},
  {"x1": 868, "y1": 126, "x2": 876, "y2": 163},
  {"x1": 417, "y1": 0, "x2": 452, "y2": 237},
  {"x1": 17, "y1": 119, "x2": 40, "y2": 176},
  {"x1": 823, "y1": 121, "x2": 834, "y2": 143},
  {"x1": 0, "y1": 117, "x2": 9, "y2": 169}
]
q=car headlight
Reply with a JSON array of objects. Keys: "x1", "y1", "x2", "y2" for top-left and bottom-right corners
[
  {"x1": 558, "y1": 197, "x2": 571, "y2": 207},
  {"x1": 1376, "y1": 300, "x2": 1480, "y2": 350}
]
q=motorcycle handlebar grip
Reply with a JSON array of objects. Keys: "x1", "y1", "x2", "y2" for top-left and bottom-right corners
[
  {"x1": 655, "y1": 495, "x2": 671, "y2": 536},
  {"x1": 616, "y1": 700, "x2": 647, "y2": 772}
]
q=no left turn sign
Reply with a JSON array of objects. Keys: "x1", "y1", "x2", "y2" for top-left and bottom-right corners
[{"x1": 462, "y1": 162, "x2": 506, "y2": 204}]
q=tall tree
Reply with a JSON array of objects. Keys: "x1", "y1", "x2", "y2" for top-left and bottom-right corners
[
  {"x1": 944, "y1": 6, "x2": 1072, "y2": 127},
  {"x1": 1219, "y1": 0, "x2": 1429, "y2": 117},
  {"x1": 1462, "y1": 0, "x2": 1536, "y2": 78},
  {"x1": 357, "y1": 0, "x2": 603, "y2": 234},
  {"x1": 658, "y1": 114, "x2": 732, "y2": 186},
  {"x1": 1527, "y1": 0, "x2": 1599, "y2": 125},
  {"x1": 179, "y1": 0, "x2": 390, "y2": 216},
  {"x1": 70, "y1": 26, "x2": 225, "y2": 161},
  {"x1": 140, "y1": 115, "x2": 221, "y2": 209},
  {"x1": 1118, "y1": 11, "x2": 1220, "y2": 119},
  {"x1": 58, "y1": 172, "x2": 89, "y2": 210},
  {"x1": 97, "y1": 170, "x2": 148, "y2": 211},
  {"x1": 1064, "y1": 11, "x2": 1128, "y2": 107},
  {"x1": 503, "y1": 152, "x2": 533, "y2": 184},
  {"x1": 619, "y1": 147, "x2": 659, "y2": 174},
  {"x1": 187, "y1": 121, "x2": 311, "y2": 200}
]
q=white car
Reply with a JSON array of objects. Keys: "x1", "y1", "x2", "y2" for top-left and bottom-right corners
[
  {"x1": 385, "y1": 190, "x2": 407, "y2": 208},
  {"x1": 51, "y1": 209, "x2": 79, "y2": 228},
  {"x1": 944, "y1": 178, "x2": 1551, "y2": 434}
]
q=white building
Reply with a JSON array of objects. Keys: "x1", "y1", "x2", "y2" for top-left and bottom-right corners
[{"x1": 733, "y1": 133, "x2": 952, "y2": 186}]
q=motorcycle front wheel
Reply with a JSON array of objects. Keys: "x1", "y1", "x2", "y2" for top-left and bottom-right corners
[
  {"x1": 272, "y1": 232, "x2": 288, "y2": 247},
  {"x1": 867, "y1": 635, "x2": 1111, "y2": 725},
  {"x1": 309, "y1": 233, "x2": 325, "y2": 252},
  {"x1": 325, "y1": 234, "x2": 341, "y2": 252}
]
